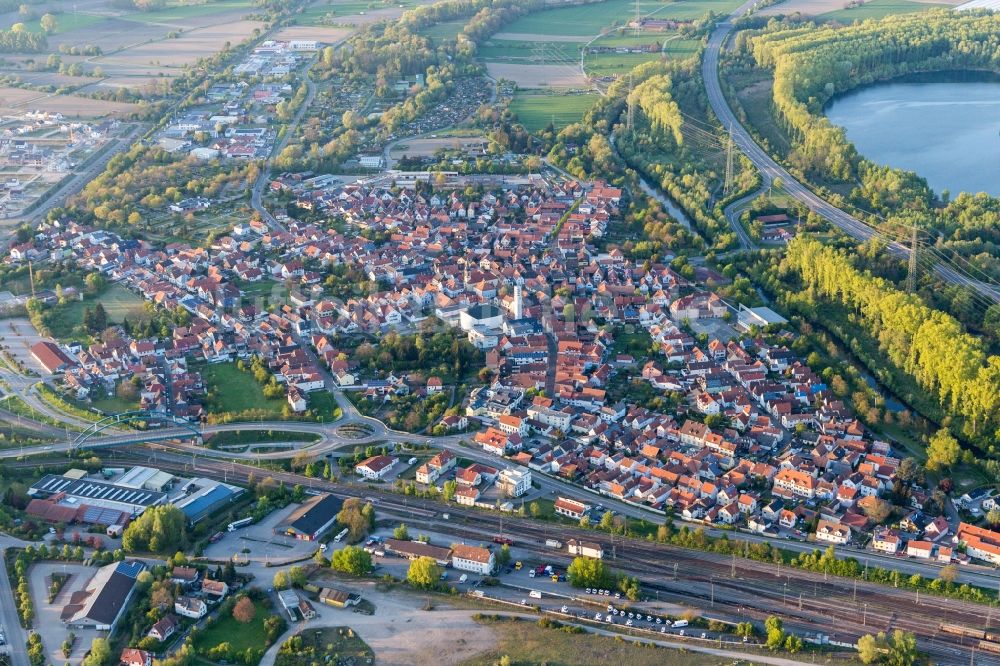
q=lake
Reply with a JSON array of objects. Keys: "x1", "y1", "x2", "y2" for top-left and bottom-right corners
[{"x1": 826, "y1": 78, "x2": 1000, "y2": 197}]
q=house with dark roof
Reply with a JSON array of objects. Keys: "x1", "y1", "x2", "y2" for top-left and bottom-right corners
[
  {"x1": 274, "y1": 492, "x2": 342, "y2": 541},
  {"x1": 61, "y1": 561, "x2": 144, "y2": 632}
]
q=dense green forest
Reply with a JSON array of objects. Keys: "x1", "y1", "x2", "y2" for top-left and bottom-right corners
[
  {"x1": 726, "y1": 11, "x2": 1000, "y2": 335},
  {"x1": 778, "y1": 237, "x2": 1000, "y2": 447}
]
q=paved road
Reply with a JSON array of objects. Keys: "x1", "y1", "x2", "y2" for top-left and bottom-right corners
[
  {"x1": 250, "y1": 49, "x2": 325, "y2": 234},
  {"x1": 701, "y1": 2, "x2": 1000, "y2": 302},
  {"x1": 0, "y1": 536, "x2": 36, "y2": 666}
]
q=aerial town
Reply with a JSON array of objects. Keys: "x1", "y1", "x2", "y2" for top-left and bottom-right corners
[{"x1": 0, "y1": 0, "x2": 998, "y2": 665}]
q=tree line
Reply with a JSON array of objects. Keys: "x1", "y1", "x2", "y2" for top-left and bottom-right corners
[{"x1": 782, "y1": 237, "x2": 999, "y2": 443}]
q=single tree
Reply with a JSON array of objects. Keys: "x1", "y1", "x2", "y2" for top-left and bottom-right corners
[{"x1": 232, "y1": 596, "x2": 255, "y2": 624}]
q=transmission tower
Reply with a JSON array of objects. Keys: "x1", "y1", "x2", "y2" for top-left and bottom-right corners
[
  {"x1": 723, "y1": 124, "x2": 735, "y2": 196},
  {"x1": 906, "y1": 223, "x2": 919, "y2": 293},
  {"x1": 635, "y1": 0, "x2": 641, "y2": 35}
]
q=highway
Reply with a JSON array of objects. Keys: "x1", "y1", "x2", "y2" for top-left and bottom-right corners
[
  {"x1": 701, "y1": 1, "x2": 1000, "y2": 302},
  {"x1": 108, "y1": 448, "x2": 1000, "y2": 665}
]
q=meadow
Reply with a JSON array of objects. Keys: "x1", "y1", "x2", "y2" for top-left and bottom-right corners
[
  {"x1": 509, "y1": 92, "x2": 599, "y2": 131},
  {"x1": 820, "y1": 0, "x2": 950, "y2": 21}
]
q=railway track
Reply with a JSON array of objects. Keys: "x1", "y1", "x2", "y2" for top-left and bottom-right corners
[{"x1": 108, "y1": 449, "x2": 997, "y2": 664}]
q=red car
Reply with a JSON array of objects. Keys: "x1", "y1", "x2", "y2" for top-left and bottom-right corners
[{"x1": 493, "y1": 536, "x2": 514, "y2": 545}]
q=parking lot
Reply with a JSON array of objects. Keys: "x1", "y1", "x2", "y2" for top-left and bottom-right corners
[
  {"x1": 0, "y1": 317, "x2": 46, "y2": 373},
  {"x1": 202, "y1": 502, "x2": 319, "y2": 565},
  {"x1": 28, "y1": 562, "x2": 101, "y2": 664}
]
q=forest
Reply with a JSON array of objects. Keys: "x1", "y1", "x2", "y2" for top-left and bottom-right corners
[
  {"x1": 779, "y1": 237, "x2": 999, "y2": 447},
  {"x1": 728, "y1": 11, "x2": 1000, "y2": 334}
]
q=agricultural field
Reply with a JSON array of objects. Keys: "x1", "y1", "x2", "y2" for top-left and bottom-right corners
[
  {"x1": 295, "y1": 0, "x2": 433, "y2": 27},
  {"x1": 819, "y1": 0, "x2": 953, "y2": 20},
  {"x1": 0, "y1": 0, "x2": 266, "y2": 92},
  {"x1": 509, "y1": 92, "x2": 599, "y2": 131},
  {"x1": 0, "y1": 87, "x2": 138, "y2": 117},
  {"x1": 760, "y1": 0, "x2": 955, "y2": 15}
]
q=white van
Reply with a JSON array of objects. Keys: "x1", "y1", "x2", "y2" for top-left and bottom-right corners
[
  {"x1": 529, "y1": 590, "x2": 542, "y2": 599},
  {"x1": 459, "y1": 574, "x2": 468, "y2": 584}
]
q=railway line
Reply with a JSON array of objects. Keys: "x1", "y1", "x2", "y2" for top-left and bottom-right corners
[{"x1": 107, "y1": 448, "x2": 1000, "y2": 664}]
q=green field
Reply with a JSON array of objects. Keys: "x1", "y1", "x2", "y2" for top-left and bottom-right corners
[
  {"x1": 416, "y1": 19, "x2": 467, "y2": 41},
  {"x1": 477, "y1": 40, "x2": 582, "y2": 64},
  {"x1": 500, "y1": 0, "x2": 743, "y2": 37},
  {"x1": 193, "y1": 598, "x2": 272, "y2": 660},
  {"x1": 119, "y1": 0, "x2": 252, "y2": 25},
  {"x1": 297, "y1": 0, "x2": 421, "y2": 25},
  {"x1": 820, "y1": 0, "x2": 948, "y2": 21},
  {"x1": 44, "y1": 284, "x2": 149, "y2": 340},
  {"x1": 202, "y1": 362, "x2": 286, "y2": 416},
  {"x1": 202, "y1": 362, "x2": 341, "y2": 421},
  {"x1": 510, "y1": 92, "x2": 599, "y2": 131},
  {"x1": 21, "y1": 12, "x2": 103, "y2": 34}
]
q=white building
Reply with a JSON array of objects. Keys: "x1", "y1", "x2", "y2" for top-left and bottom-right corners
[
  {"x1": 451, "y1": 544, "x2": 495, "y2": 575},
  {"x1": 496, "y1": 467, "x2": 531, "y2": 498},
  {"x1": 567, "y1": 539, "x2": 603, "y2": 559},
  {"x1": 355, "y1": 455, "x2": 397, "y2": 480},
  {"x1": 814, "y1": 519, "x2": 851, "y2": 546},
  {"x1": 174, "y1": 596, "x2": 207, "y2": 619}
]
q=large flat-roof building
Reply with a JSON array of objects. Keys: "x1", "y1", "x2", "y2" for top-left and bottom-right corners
[
  {"x1": 29, "y1": 474, "x2": 167, "y2": 516},
  {"x1": 170, "y1": 477, "x2": 243, "y2": 524},
  {"x1": 274, "y1": 492, "x2": 342, "y2": 541}
]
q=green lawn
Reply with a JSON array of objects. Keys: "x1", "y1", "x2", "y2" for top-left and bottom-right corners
[
  {"x1": 202, "y1": 362, "x2": 342, "y2": 421},
  {"x1": 821, "y1": 0, "x2": 948, "y2": 21},
  {"x1": 20, "y1": 12, "x2": 103, "y2": 34},
  {"x1": 43, "y1": 284, "x2": 149, "y2": 340},
  {"x1": 203, "y1": 362, "x2": 286, "y2": 416},
  {"x1": 510, "y1": 92, "x2": 599, "y2": 131},
  {"x1": 193, "y1": 598, "x2": 271, "y2": 660},
  {"x1": 416, "y1": 19, "x2": 467, "y2": 42}
]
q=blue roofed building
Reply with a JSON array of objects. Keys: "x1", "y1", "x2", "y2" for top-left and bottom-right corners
[{"x1": 171, "y1": 478, "x2": 243, "y2": 524}]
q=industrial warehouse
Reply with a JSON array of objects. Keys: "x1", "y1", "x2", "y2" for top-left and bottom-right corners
[{"x1": 26, "y1": 466, "x2": 243, "y2": 527}]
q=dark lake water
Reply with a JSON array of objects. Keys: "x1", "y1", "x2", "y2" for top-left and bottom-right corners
[{"x1": 826, "y1": 79, "x2": 1000, "y2": 197}]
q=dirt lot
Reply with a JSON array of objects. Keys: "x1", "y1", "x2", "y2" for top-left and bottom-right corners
[
  {"x1": 261, "y1": 579, "x2": 498, "y2": 666},
  {"x1": 273, "y1": 25, "x2": 353, "y2": 43},
  {"x1": 389, "y1": 135, "x2": 487, "y2": 160},
  {"x1": 0, "y1": 318, "x2": 47, "y2": 373},
  {"x1": 0, "y1": 87, "x2": 138, "y2": 117},
  {"x1": 485, "y1": 63, "x2": 589, "y2": 90}
]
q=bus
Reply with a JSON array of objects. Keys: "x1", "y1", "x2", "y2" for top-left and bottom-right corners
[
  {"x1": 333, "y1": 527, "x2": 349, "y2": 542},
  {"x1": 227, "y1": 517, "x2": 253, "y2": 532}
]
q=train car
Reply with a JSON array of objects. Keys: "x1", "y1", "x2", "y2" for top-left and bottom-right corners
[
  {"x1": 940, "y1": 623, "x2": 986, "y2": 640},
  {"x1": 979, "y1": 640, "x2": 1000, "y2": 655}
]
